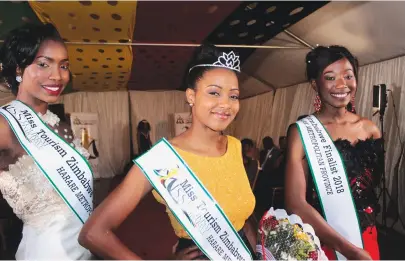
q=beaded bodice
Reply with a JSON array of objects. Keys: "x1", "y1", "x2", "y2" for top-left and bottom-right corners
[
  {"x1": 0, "y1": 110, "x2": 89, "y2": 229},
  {"x1": 309, "y1": 138, "x2": 384, "y2": 231}
]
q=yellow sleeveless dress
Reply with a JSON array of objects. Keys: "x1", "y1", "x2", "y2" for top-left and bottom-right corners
[{"x1": 152, "y1": 136, "x2": 255, "y2": 239}]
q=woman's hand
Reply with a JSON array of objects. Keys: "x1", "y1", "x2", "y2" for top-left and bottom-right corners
[
  {"x1": 243, "y1": 217, "x2": 257, "y2": 251},
  {"x1": 172, "y1": 245, "x2": 205, "y2": 260}
]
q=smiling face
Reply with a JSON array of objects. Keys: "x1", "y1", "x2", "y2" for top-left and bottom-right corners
[
  {"x1": 186, "y1": 68, "x2": 240, "y2": 132},
  {"x1": 314, "y1": 57, "x2": 357, "y2": 110},
  {"x1": 17, "y1": 39, "x2": 70, "y2": 104}
]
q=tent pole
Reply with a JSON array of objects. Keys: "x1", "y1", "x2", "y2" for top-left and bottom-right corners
[
  {"x1": 127, "y1": 91, "x2": 135, "y2": 160},
  {"x1": 283, "y1": 29, "x2": 314, "y2": 49},
  {"x1": 67, "y1": 41, "x2": 308, "y2": 49},
  {"x1": 3, "y1": 39, "x2": 311, "y2": 50}
]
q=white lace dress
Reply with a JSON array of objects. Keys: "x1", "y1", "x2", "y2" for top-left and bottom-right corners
[{"x1": 0, "y1": 110, "x2": 92, "y2": 260}]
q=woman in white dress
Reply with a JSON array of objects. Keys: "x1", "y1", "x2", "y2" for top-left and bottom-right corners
[{"x1": 0, "y1": 24, "x2": 92, "y2": 259}]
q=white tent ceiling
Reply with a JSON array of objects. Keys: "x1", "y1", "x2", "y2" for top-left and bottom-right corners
[
  {"x1": 240, "y1": 1, "x2": 405, "y2": 97},
  {"x1": 2, "y1": 1, "x2": 405, "y2": 101}
]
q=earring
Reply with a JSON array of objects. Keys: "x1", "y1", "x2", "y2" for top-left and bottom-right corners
[
  {"x1": 3, "y1": 79, "x2": 10, "y2": 89},
  {"x1": 314, "y1": 93, "x2": 321, "y2": 112},
  {"x1": 16, "y1": 75, "x2": 22, "y2": 83},
  {"x1": 189, "y1": 103, "x2": 194, "y2": 107},
  {"x1": 351, "y1": 94, "x2": 356, "y2": 113}
]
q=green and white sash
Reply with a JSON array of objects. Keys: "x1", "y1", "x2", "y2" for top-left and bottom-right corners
[
  {"x1": 134, "y1": 138, "x2": 252, "y2": 261},
  {"x1": 296, "y1": 115, "x2": 363, "y2": 260},
  {"x1": 0, "y1": 100, "x2": 93, "y2": 224}
]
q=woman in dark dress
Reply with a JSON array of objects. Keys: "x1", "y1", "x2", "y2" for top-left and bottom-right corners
[
  {"x1": 137, "y1": 120, "x2": 152, "y2": 154},
  {"x1": 285, "y1": 46, "x2": 382, "y2": 260}
]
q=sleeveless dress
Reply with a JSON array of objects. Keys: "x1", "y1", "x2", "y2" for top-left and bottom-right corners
[
  {"x1": 152, "y1": 136, "x2": 256, "y2": 259},
  {"x1": 0, "y1": 110, "x2": 92, "y2": 260},
  {"x1": 307, "y1": 138, "x2": 383, "y2": 260}
]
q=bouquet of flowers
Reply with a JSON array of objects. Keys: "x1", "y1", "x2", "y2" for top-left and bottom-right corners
[{"x1": 256, "y1": 208, "x2": 327, "y2": 261}]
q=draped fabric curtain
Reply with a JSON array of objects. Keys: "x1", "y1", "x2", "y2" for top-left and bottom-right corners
[
  {"x1": 356, "y1": 57, "x2": 405, "y2": 225},
  {"x1": 231, "y1": 83, "x2": 312, "y2": 148},
  {"x1": 287, "y1": 82, "x2": 315, "y2": 124},
  {"x1": 0, "y1": 91, "x2": 14, "y2": 106},
  {"x1": 59, "y1": 91, "x2": 130, "y2": 178},
  {"x1": 129, "y1": 90, "x2": 190, "y2": 154},
  {"x1": 267, "y1": 86, "x2": 299, "y2": 143},
  {"x1": 228, "y1": 91, "x2": 274, "y2": 146}
]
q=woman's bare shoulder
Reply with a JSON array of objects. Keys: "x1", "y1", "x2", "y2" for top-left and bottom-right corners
[
  {"x1": 169, "y1": 132, "x2": 190, "y2": 148},
  {"x1": 0, "y1": 115, "x2": 12, "y2": 149},
  {"x1": 359, "y1": 117, "x2": 381, "y2": 139},
  {"x1": 168, "y1": 135, "x2": 182, "y2": 147},
  {"x1": 0, "y1": 115, "x2": 16, "y2": 172}
]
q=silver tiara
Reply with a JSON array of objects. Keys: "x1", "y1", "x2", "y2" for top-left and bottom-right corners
[{"x1": 189, "y1": 51, "x2": 241, "y2": 73}]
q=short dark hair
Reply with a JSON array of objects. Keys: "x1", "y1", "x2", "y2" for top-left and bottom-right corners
[
  {"x1": 305, "y1": 45, "x2": 359, "y2": 82},
  {"x1": 137, "y1": 120, "x2": 151, "y2": 133},
  {"x1": 0, "y1": 23, "x2": 64, "y2": 95},
  {"x1": 241, "y1": 138, "x2": 254, "y2": 148},
  {"x1": 306, "y1": 46, "x2": 358, "y2": 113},
  {"x1": 262, "y1": 136, "x2": 274, "y2": 149}
]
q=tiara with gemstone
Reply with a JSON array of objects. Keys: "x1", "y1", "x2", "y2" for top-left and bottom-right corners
[{"x1": 189, "y1": 51, "x2": 241, "y2": 73}]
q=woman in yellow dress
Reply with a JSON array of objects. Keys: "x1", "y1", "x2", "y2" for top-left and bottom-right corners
[{"x1": 78, "y1": 43, "x2": 256, "y2": 260}]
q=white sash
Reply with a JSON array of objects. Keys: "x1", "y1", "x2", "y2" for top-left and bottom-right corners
[
  {"x1": 134, "y1": 138, "x2": 252, "y2": 261},
  {"x1": 0, "y1": 100, "x2": 93, "y2": 223},
  {"x1": 296, "y1": 115, "x2": 363, "y2": 260}
]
